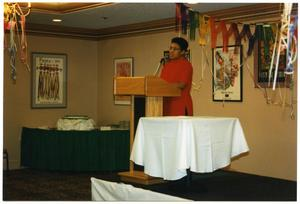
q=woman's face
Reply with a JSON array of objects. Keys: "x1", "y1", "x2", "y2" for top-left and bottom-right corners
[{"x1": 169, "y1": 43, "x2": 185, "y2": 60}]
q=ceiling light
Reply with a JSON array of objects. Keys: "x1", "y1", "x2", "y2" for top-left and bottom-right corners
[{"x1": 52, "y1": 19, "x2": 62, "y2": 22}]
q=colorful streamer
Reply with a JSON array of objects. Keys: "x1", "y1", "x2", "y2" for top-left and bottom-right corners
[
  {"x1": 226, "y1": 23, "x2": 240, "y2": 53},
  {"x1": 285, "y1": 16, "x2": 298, "y2": 75},
  {"x1": 175, "y1": 3, "x2": 181, "y2": 32},
  {"x1": 210, "y1": 18, "x2": 227, "y2": 51},
  {"x1": 189, "y1": 10, "x2": 199, "y2": 41},
  {"x1": 239, "y1": 24, "x2": 257, "y2": 56},
  {"x1": 181, "y1": 4, "x2": 188, "y2": 35},
  {"x1": 19, "y1": 15, "x2": 30, "y2": 71},
  {"x1": 8, "y1": 19, "x2": 17, "y2": 81},
  {"x1": 4, "y1": 3, "x2": 31, "y2": 81},
  {"x1": 198, "y1": 15, "x2": 210, "y2": 46}
]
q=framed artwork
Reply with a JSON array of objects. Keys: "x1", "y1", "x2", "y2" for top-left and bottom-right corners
[
  {"x1": 31, "y1": 52, "x2": 67, "y2": 108},
  {"x1": 254, "y1": 37, "x2": 288, "y2": 88},
  {"x1": 114, "y1": 57, "x2": 133, "y2": 105},
  {"x1": 212, "y1": 45, "x2": 243, "y2": 102}
]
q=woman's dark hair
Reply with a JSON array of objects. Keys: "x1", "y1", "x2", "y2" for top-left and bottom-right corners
[{"x1": 171, "y1": 37, "x2": 188, "y2": 51}]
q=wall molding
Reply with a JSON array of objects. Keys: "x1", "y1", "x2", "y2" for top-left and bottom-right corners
[{"x1": 20, "y1": 2, "x2": 114, "y2": 14}]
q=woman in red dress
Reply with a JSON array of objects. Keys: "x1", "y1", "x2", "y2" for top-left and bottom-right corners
[{"x1": 160, "y1": 37, "x2": 193, "y2": 116}]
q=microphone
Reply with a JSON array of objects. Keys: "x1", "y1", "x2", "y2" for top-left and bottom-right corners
[{"x1": 154, "y1": 57, "x2": 166, "y2": 76}]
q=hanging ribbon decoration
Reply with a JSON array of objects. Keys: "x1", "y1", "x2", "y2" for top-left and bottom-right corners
[
  {"x1": 194, "y1": 15, "x2": 210, "y2": 91},
  {"x1": 175, "y1": 3, "x2": 189, "y2": 35},
  {"x1": 239, "y1": 24, "x2": 257, "y2": 56},
  {"x1": 4, "y1": 3, "x2": 31, "y2": 81},
  {"x1": 19, "y1": 15, "x2": 30, "y2": 71},
  {"x1": 268, "y1": 24, "x2": 279, "y2": 87},
  {"x1": 175, "y1": 3, "x2": 181, "y2": 33},
  {"x1": 8, "y1": 18, "x2": 17, "y2": 81},
  {"x1": 4, "y1": 4, "x2": 11, "y2": 50},
  {"x1": 210, "y1": 18, "x2": 227, "y2": 51},
  {"x1": 181, "y1": 4, "x2": 188, "y2": 35},
  {"x1": 226, "y1": 23, "x2": 241, "y2": 53},
  {"x1": 285, "y1": 16, "x2": 298, "y2": 75},
  {"x1": 271, "y1": 3, "x2": 293, "y2": 90},
  {"x1": 198, "y1": 15, "x2": 210, "y2": 46},
  {"x1": 189, "y1": 10, "x2": 199, "y2": 41}
]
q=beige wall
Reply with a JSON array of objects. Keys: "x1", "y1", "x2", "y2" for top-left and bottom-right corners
[
  {"x1": 4, "y1": 29, "x2": 297, "y2": 181},
  {"x1": 97, "y1": 34, "x2": 173, "y2": 125},
  {"x1": 4, "y1": 35, "x2": 98, "y2": 168},
  {"x1": 97, "y1": 31, "x2": 297, "y2": 181}
]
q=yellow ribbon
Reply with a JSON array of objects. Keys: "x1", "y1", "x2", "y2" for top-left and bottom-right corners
[{"x1": 198, "y1": 15, "x2": 210, "y2": 46}]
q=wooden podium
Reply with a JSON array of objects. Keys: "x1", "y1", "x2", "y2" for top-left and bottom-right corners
[{"x1": 113, "y1": 75, "x2": 181, "y2": 185}]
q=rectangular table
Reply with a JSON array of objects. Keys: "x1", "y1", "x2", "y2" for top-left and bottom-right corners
[
  {"x1": 21, "y1": 127, "x2": 130, "y2": 171},
  {"x1": 130, "y1": 116, "x2": 249, "y2": 180}
]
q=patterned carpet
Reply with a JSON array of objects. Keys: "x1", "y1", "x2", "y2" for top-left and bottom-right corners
[
  {"x1": 3, "y1": 169, "x2": 119, "y2": 201},
  {"x1": 3, "y1": 168, "x2": 297, "y2": 201}
]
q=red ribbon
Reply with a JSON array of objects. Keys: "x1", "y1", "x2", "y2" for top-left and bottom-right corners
[
  {"x1": 175, "y1": 3, "x2": 181, "y2": 32},
  {"x1": 210, "y1": 18, "x2": 227, "y2": 51},
  {"x1": 175, "y1": 3, "x2": 189, "y2": 35},
  {"x1": 226, "y1": 23, "x2": 241, "y2": 53}
]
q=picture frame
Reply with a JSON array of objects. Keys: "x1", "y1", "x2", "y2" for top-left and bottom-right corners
[
  {"x1": 253, "y1": 36, "x2": 289, "y2": 88},
  {"x1": 31, "y1": 52, "x2": 67, "y2": 108},
  {"x1": 114, "y1": 57, "x2": 133, "y2": 105},
  {"x1": 212, "y1": 45, "x2": 243, "y2": 102}
]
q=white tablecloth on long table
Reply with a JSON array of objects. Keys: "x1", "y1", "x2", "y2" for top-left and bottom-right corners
[
  {"x1": 130, "y1": 116, "x2": 249, "y2": 180},
  {"x1": 91, "y1": 177, "x2": 191, "y2": 201}
]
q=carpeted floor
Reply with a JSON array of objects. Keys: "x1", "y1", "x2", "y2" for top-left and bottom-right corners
[{"x1": 2, "y1": 168, "x2": 296, "y2": 201}]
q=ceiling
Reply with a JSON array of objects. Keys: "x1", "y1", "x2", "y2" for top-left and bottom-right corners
[
  {"x1": 25, "y1": 3, "x2": 253, "y2": 30},
  {"x1": 16, "y1": 2, "x2": 296, "y2": 40}
]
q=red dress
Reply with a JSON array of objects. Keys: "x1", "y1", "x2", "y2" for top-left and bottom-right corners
[{"x1": 160, "y1": 58, "x2": 193, "y2": 116}]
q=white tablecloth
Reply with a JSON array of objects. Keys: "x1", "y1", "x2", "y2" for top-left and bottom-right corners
[
  {"x1": 91, "y1": 177, "x2": 191, "y2": 201},
  {"x1": 130, "y1": 116, "x2": 249, "y2": 180}
]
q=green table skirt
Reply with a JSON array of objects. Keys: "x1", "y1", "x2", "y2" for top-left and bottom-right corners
[{"x1": 21, "y1": 127, "x2": 130, "y2": 171}]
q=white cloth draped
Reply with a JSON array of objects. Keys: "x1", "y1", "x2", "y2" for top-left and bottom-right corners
[
  {"x1": 91, "y1": 177, "x2": 191, "y2": 201},
  {"x1": 57, "y1": 118, "x2": 95, "y2": 130},
  {"x1": 130, "y1": 116, "x2": 249, "y2": 180}
]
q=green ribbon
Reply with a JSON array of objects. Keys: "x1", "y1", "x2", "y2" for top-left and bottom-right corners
[{"x1": 189, "y1": 10, "x2": 199, "y2": 41}]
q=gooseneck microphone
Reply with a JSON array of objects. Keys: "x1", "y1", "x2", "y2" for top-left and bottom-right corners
[{"x1": 154, "y1": 57, "x2": 166, "y2": 76}]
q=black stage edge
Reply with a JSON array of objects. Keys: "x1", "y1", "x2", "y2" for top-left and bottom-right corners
[{"x1": 3, "y1": 168, "x2": 296, "y2": 201}]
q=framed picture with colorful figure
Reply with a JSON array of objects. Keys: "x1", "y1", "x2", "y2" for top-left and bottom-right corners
[
  {"x1": 253, "y1": 25, "x2": 290, "y2": 88},
  {"x1": 114, "y1": 57, "x2": 133, "y2": 105},
  {"x1": 31, "y1": 52, "x2": 67, "y2": 108},
  {"x1": 212, "y1": 45, "x2": 243, "y2": 102}
]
